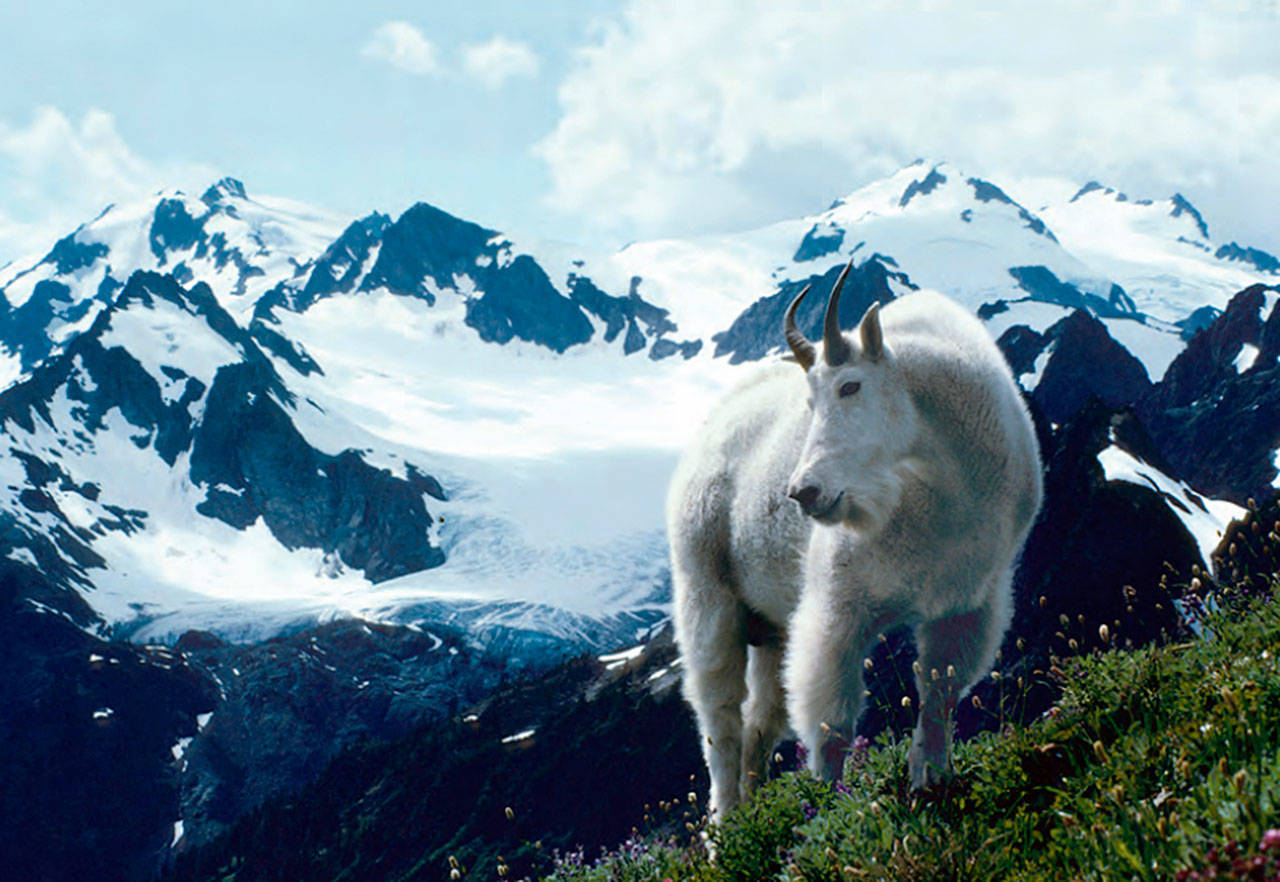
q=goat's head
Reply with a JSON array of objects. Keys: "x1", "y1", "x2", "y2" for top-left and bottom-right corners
[{"x1": 783, "y1": 260, "x2": 918, "y2": 530}]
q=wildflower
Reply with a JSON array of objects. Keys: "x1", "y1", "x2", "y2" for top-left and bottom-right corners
[
  {"x1": 1098, "y1": 623, "x2": 1110, "y2": 644},
  {"x1": 504, "y1": 806, "x2": 514, "y2": 820},
  {"x1": 1260, "y1": 829, "x2": 1280, "y2": 851}
]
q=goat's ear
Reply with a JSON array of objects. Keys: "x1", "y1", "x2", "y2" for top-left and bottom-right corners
[{"x1": 859, "y1": 302, "x2": 884, "y2": 361}]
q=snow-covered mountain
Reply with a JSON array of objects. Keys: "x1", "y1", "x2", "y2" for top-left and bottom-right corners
[{"x1": 1, "y1": 162, "x2": 1277, "y2": 652}]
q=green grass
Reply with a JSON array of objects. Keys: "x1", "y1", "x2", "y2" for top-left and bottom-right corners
[{"x1": 538, "y1": 579, "x2": 1280, "y2": 882}]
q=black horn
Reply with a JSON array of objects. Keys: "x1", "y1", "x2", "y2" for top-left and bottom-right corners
[
  {"x1": 823, "y1": 258, "x2": 854, "y2": 365},
  {"x1": 783, "y1": 284, "x2": 816, "y2": 370}
]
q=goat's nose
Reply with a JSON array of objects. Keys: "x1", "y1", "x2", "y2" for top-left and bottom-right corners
[{"x1": 788, "y1": 484, "x2": 821, "y2": 512}]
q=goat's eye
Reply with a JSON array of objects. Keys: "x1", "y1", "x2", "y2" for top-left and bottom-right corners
[{"x1": 839, "y1": 381, "x2": 861, "y2": 398}]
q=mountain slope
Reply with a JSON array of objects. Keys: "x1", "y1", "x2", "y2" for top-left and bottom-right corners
[{"x1": 0, "y1": 271, "x2": 447, "y2": 637}]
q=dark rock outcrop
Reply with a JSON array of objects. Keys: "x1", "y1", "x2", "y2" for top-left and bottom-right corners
[
  {"x1": 0, "y1": 562, "x2": 216, "y2": 882},
  {"x1": 1139, "y1": 284, "x2": 1280, "y2": 503},
  {"x1": 174, "y1": 619, "x2": 508, "y2": 848},
  {"x1": 1022, "y1": 310, "x2": 1152, "y2": 424},
  {"x1": 792, "y1": 222, "x2": 845, "y2": 262},
  {"x1": 1006, "y1": 266, "x2": 1136, "y2": 318},
  {"x1": 294, "y1": 212, "x2": 392, "y2": 309},
  {"x1": 898, "y1": 166, "x2": 946, "y2": 207}
]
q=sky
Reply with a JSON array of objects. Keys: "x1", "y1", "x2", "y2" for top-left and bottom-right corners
[{"x1": 2, "y1": 0, "x2": 1278, "y2": 267}]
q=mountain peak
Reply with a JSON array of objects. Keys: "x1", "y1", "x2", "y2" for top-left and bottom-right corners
[
  {"x1": 201, "y1": 177, "x2": 249, "y2": 206},
  {"x1": 1170, "y1": 193, "x2": 1210, "y2": 239}
]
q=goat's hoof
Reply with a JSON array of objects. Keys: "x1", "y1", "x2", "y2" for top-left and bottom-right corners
[{"x1": 907, "y1": 760, "x2": 955, "y2": 796}]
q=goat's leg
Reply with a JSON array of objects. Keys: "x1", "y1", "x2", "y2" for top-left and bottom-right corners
[
  {"x1": 739, "y1": 640, "x2": 787, "y2": 801},
  {"x1": 784, "y1": 588, "x2": 873, "y2": 782},
  {"x1": 673, "y1": 553, "x2": 748, "y2": 820},
  {"x1": 910, "y1": 585, "x2": 1009, "y2": 791}
]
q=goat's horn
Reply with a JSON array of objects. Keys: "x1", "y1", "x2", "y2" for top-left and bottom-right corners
[
  {"x1": 784, "y1": 285, "x2": 816, "y2": 370},
  {"x1": 823, "y1": 258, "x2": 855, "y2": 366}
]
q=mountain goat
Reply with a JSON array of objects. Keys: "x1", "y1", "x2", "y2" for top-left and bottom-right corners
[{"x1": 668, "y1": 261, "x2": 1042, "y2": 819}]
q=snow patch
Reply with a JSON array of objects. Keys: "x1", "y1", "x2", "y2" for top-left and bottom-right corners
[
  {"x1": 1096, "y1": 445, "x2": 1244, "y2": 562},
  {"x1": 6, "y1": 547, "x2": 38, "y2": 567},
  {"x1": 1022, "y1": 342, "x2": 1055, "y2": 391},
  {"x1": 598, "y1": 644, "x2": 644, "y2": 670},
  {"x1": 1234, "y1": 343, "x2": 1260, "y2": 373}
]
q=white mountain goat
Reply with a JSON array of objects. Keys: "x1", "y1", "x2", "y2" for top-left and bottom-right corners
[{"x1": 668, "y1": 261, "x2": 1042, "y2": 819}]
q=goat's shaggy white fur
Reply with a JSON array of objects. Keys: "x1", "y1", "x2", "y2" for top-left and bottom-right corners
[{"x1": 667, "y1": 286, "x2": 1042, "y2": 819}]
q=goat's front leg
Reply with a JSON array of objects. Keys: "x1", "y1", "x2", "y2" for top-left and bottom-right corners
[
  {"x1": 911, "y1": 589, "x2": 1008, "y2": 791},
  {"x1": 783, "y1": 586, "x2": 872, "y2": 782}
]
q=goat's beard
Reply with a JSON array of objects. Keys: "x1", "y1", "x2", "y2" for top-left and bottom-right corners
[{"x1": 832, "y1": 458, "x2": 911, "y2": 535}]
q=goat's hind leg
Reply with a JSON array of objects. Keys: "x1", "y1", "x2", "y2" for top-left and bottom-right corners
[
  {"x1": 673, "y1": 549, "x2": 748, "y2": 820},
  {"x1": 738, "y1": 633, "x2": 787, "y2": 802}
]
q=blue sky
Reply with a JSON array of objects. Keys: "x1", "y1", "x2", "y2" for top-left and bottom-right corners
[{"x1": 2, "y1": 1, "x2": 1279, "y2": 264}]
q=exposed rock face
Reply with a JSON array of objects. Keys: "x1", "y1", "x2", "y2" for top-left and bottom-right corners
[
  {"x1": 792, "y1": 221, "x2": 845, "y2": 262},
  {"x1": 990, "y1": 284, "x2": 1280, "y2": 505},
  {"x1": 1139, "y1": 284, "x2": 1280, "y2": 503},
  {"x1": 0, "y1": 561, "x2": 217, "y2": 882},
  {"x1": 294, "y1": 212, "x2": 392, "y2": 308},
  {"x1": 188, "y1": 359, "x2": 445, "y2": 581},
  {"x1": 996, "y1": 309, "x2": 1153, "y2": 424},
  {"x1": 1006, "y1": 266, "x2": 1135, "y2": 317},
  {"x1": 174, "y1": 619, "x2": 509, "y2": 848}
]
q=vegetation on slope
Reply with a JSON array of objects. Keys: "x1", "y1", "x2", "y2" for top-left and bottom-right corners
[{"x1": 546, "y1": 505, "x2": 1280, "y2": 882}]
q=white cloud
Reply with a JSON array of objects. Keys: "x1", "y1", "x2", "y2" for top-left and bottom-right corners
[
  {"x1": 536, "y1": 0, "x2": 1280, "y2": 249},
  {"x1": 0, "y1": 106, "x2": 213, "y2": 266},
  {"x1": 462, "y1": 36, "x2": 540, "y2": 89},
  {"x1": 361, "y1": 20, "x2": 440, "y2": 76}
]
